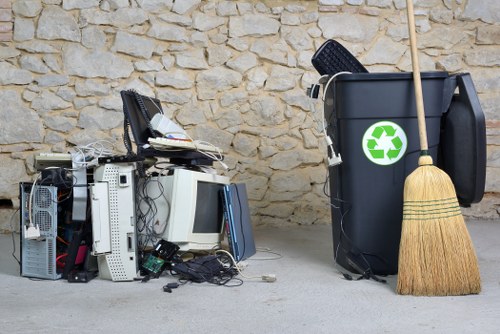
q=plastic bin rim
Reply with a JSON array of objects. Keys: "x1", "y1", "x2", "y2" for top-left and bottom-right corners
[{"x1": 322, "y1": 71, "x2": 449, "y2": 82}]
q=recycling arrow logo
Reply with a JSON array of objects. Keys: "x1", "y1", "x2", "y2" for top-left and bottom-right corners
[{"x1": 362, "y1": 121, "x2": 407, "y2": 166}]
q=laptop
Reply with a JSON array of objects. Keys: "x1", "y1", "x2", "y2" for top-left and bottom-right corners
[
  {"x1": 120, "y1": 90, "x2": 215, "y2": 164},
  {"x1": 222, "y1": 183, "x2": 256, "y2": 262}
]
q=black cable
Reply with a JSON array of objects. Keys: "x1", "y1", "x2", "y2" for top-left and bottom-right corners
[{"x1": 10, "y1": 209, "x2": 21, "y2": 266}]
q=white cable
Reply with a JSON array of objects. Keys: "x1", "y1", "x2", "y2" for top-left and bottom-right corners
[{"x1": 215, "y1": 249, "x2": 276, "y2": 282}]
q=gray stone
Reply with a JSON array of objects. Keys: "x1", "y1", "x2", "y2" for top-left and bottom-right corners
[
  {"x1": 112, "y1": 31, "x2": 155, "y2": 59},
  {"x1": 80, "y1": 8, "x2": 148, "y2": 28},
  {"x1": 75, "y1": 79, "x2": 111, "y2": 96},
  {"x1": 477, "y1": 26, "x2": 500, "y2": 45},
  {"x1": 20, "y1": 55, "x2": 50, "y2": 73},
  {"x1": 98, "y1": 96, "x2": 122, "y2": 111},
  {"x1": 12, "y1": 0, "x2": 43, "y2": 17},
  {"x1": 44, "y1": 130, "x2": 66, "y2": 144},
  {"x1": 82, "y1": 26, "x2": 107, "y2": 49},
  {"x1": 347, "y1": 0, "x2": 363, "y2": 4},
  {"x1": 189, "y1": 124, "x2": 233, "y2": 152},
  {"x1": 386, "y1": 24, "x2": 408, "y2": 42},
  {"x1": 361, "y1": 36, "x2": 407, "y2": 65},
  {"x1": 0, "y1": 90, "x2": 44, "y2": 144},
  {"x1": 43, "y1": 115, "x2": 77, "y2": 132},
  {"x1": 0, "y1": 62, "x2": 33, "y2": 85},
  {"x1": 281, "y1": 26, "x2": 313, "y2": 51},
  {"x1": 156, "y1": 69, "x2": 194, "y2": 89},
  {"x1": 136, "y1": 0, "x2": 173, "y2": 12},
  {"x1": 462, "y1": 0, "x2": 500, "y2": 24},
  {"x1": 36, "y1": 6, "x2": 81, "y2": 42},
  {"x1": 216, "y1": 1, "x2": 238, "y2": 16},
  {"x1": 436, "y1": 53, "x2": 463, "y2": 72},
  {"x1": 14, "y1": 18, "x2": 35, "y2": 41},
  {"x1": 281, "y1": 12, "x2": 301, "y2": 26},
  {"x1": 318, "y1": 14, "x2": 379, "y2": 43},
  {"x1": 67, "y1": 129, "x2": 115, "y2": 147},
  {"x1": 147, "y1": 20, "x2": 189, "y2": 42},
  {"x1": 207, "y1": 45, "x2": 232, "y2": 67},
  {"x1": 16, "y1": 41, "x2": 59, "y2": 53},
  {"x1": 430, "y1": 9, "x2": 453, "y2": 24},
  {"x1": 214, "y1": 109, "x2": 243, "y2": 129},
  {"x1": 229, "y1": 14, "x2": 281, "y2": 37},
  {"x1": 265, "y1": 65, "x2": 302, "y2": 92},
  {"x1": 233, "y1": 133, "x2": 259, "y2": 157},
  {"x1": 420, "y1": 26, "x2": 467, "y2": 49},
  {"x1": 220, "y1": 91, "x2": 248, "y2": 108},
  {"x1": 134, "y1": 60, "x2": 163, "y2": 72},
  {"x1": 366, "y1": 0, "x2": 391, "y2": 8},
  {"x1": 208, "y1": 31, "x2": 228, "y2": 45},
  {"x1": 157, "y1": 88, "x2": 192, "y2": 105},
  {"x1": 31, "y1": 90, "x2": 72, "y2": 113},
  {"x1": 246, "y1": 96, "x2": 285, "y2": 127},
  {"x1": 63, "y1": 44, "x2": 134, "y2": 79},
  {"x1": 117, "y1": 78, "x2": 155, "y2": 97},
  {"x1": 246, "y1": 67, "x2": 268, "y2": 91},
  {"x1": 100, "y1": 0, "x2": 130, "y2": 10},
  {"x1": 227, "y1": 37, "x2": 249, "y2": 51},
  {"x1": 192, "y1": 12, "x2": 226, "y2": 31},
  {"x1": 36, "y1": 74, "x2": 70, "y2": 87},
  {"x1": 161, "y1": 55, "x2": 175, "y2": 69},
  {"x1": 281, "y1": 89, "x2": 312, "y2": 112},
  {"x1": 469, "y1": 68, "x2": 500, "y2": 93},
  {"x1": 269, "y1": 170, "x2": 311, "y2": 192},
  {"x1": 0, "y1": 47, "x2": 20, "y2": 59},
  {"x1": 77, "y1": 106, "x2": 122, "y2": 130},
  {"x1": 269, "y1": 150, "x2": 323, "y2": 170},
  {"x1": 226, "y1": 52, "x2": 258, "y2": 73},
  {"x1": 301, "y1": 11, "x2": 319, "y2": 24},
  {"x1": 196, "y1": 67, "x2": 242, "y2": 99},
  {"x1": 464, "y1": 47, "x2": 500, "y2": 67},
  {"x1": 175, "y1": 49, "x2": 209, "y2": 69},
  {"x1": 172, "y1": 0, "x2": 201, "y2": 15},
  {"x1": 56, "y1": 86, "x2": 77, "y2": 102},
  {"x1": 237, "y1": 3, "x2": 253, "y2": 15},
  {"x1": 63, "y1": 0, "x2": 99, "y2": 10},
  {"x1": 157, "y1": 12, "x2": 192, "y2": 26},
  {"x1": 43, "y1": 54, "x2": 62, "y2": 73},
  {"x1": 0, "y1": 156, "x2": 27, "y2": 198},
  {"x1": 285, "y1": 4, "x2": 306, "y2": 13},
  {"x1": 187, "y1": 33, "x2": 207, "y2": 48},
  {"x1": 301, "y1": 129, "x2": 319, "y2": 148},
  {"x1": 73, "y1": 97, "x2": 97, "y2": 109}
]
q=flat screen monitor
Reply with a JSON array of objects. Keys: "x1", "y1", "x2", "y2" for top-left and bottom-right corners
[{"x1": 153, "y1": 169, "x2": 230, "y2": 251}]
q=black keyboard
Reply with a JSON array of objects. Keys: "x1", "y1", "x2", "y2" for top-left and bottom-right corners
[{"x1": 311, "y1": 39, "x2": 368, "y2": 75}]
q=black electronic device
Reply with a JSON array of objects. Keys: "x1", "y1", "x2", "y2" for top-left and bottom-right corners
[
  {"x1": 311, "y1": 39, "x2": 368, "y2": 75},
  {"x1": 171, "y1": 255, "x2": 231, "y2": 283},
  {"x1": 120, "y1": 90, "x2": 215, "y2": 165},
  {"x1": 141, "y1": 240, "x2": 180, "y2": 277}
]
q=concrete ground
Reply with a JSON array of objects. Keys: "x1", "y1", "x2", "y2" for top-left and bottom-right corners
[{"x1": 1, "y1": 221, "x2": 499, "y2": 333}]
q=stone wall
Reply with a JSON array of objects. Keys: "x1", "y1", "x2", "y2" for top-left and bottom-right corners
[{"x1": 0, "y1": 0, "x2": 499, "y2": 232}]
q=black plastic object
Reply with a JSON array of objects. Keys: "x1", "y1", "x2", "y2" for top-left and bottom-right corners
[
  {"x1": 324, "y1": 71, "x2": 451, "y2": 275},
  {"x1": 311, "y1": 40, "x2": 368, "y2": 75},
  {"x1": 438, "y1": 73, "x2": 486, "y2": 206}
]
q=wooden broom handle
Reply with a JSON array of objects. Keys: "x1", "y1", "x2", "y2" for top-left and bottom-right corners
[{"x1": 406, "y1": 0, "x2": 428, "y2": 151}]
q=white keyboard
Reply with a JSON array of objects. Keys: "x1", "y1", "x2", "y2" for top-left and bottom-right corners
[{"x1": 148, "y1": 137, "x2": 223, "y2": 154}]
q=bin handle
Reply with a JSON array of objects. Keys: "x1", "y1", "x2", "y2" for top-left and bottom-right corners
[{"x1": 406, "y1": 0, "x2": 428, "y2": 152}]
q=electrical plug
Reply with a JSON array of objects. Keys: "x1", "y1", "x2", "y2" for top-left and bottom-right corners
[
  {"x1": 24, "y1": 223, "x2": 41, "y2": 239},
  {"x1": 261, "y1": 274, "x2": 277, "y2": 282}
]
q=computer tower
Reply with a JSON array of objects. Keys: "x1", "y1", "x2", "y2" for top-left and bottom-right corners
[{"x1": 20, "y1": 183, "x2": 61, "y2": 280}]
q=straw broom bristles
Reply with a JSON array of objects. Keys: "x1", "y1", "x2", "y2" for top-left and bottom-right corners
[{"x1": 397, "y1": 155, "x2": 481, "y2": 296}]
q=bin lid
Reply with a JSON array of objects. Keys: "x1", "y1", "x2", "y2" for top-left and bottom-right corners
[{"x1": 333, "y1": 71, "x2": 449, "y2": 82}]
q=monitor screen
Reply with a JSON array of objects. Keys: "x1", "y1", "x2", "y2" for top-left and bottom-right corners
[{"x1": 193, "y1": 181, "x2": 225, "y2": 234}]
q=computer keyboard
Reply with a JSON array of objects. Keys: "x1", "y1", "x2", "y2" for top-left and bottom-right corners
[
  {"x1": 148, "y1": 137, "x2": 223, "y2": 154},
  {"x1": 311, "y1": 39, "x2": 368, "y2": 75}
]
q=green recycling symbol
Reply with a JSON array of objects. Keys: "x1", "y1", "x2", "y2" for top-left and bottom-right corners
[{"x1": 362, "y1": 121, "x2": 407, "y2": 166}]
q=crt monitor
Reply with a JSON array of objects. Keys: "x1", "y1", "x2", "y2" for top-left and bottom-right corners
[{"x1": 155, "y1": 168, "x2": 230, "y2": 251}]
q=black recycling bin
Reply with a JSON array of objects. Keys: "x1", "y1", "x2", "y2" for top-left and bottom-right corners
[{"x1": 324, "y1": 72, "x2": 454, "y2": 275}]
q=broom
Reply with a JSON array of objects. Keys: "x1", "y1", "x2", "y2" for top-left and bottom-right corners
[{"x1": 396, "y1": 0, "x2": 481, "y2": 296}]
